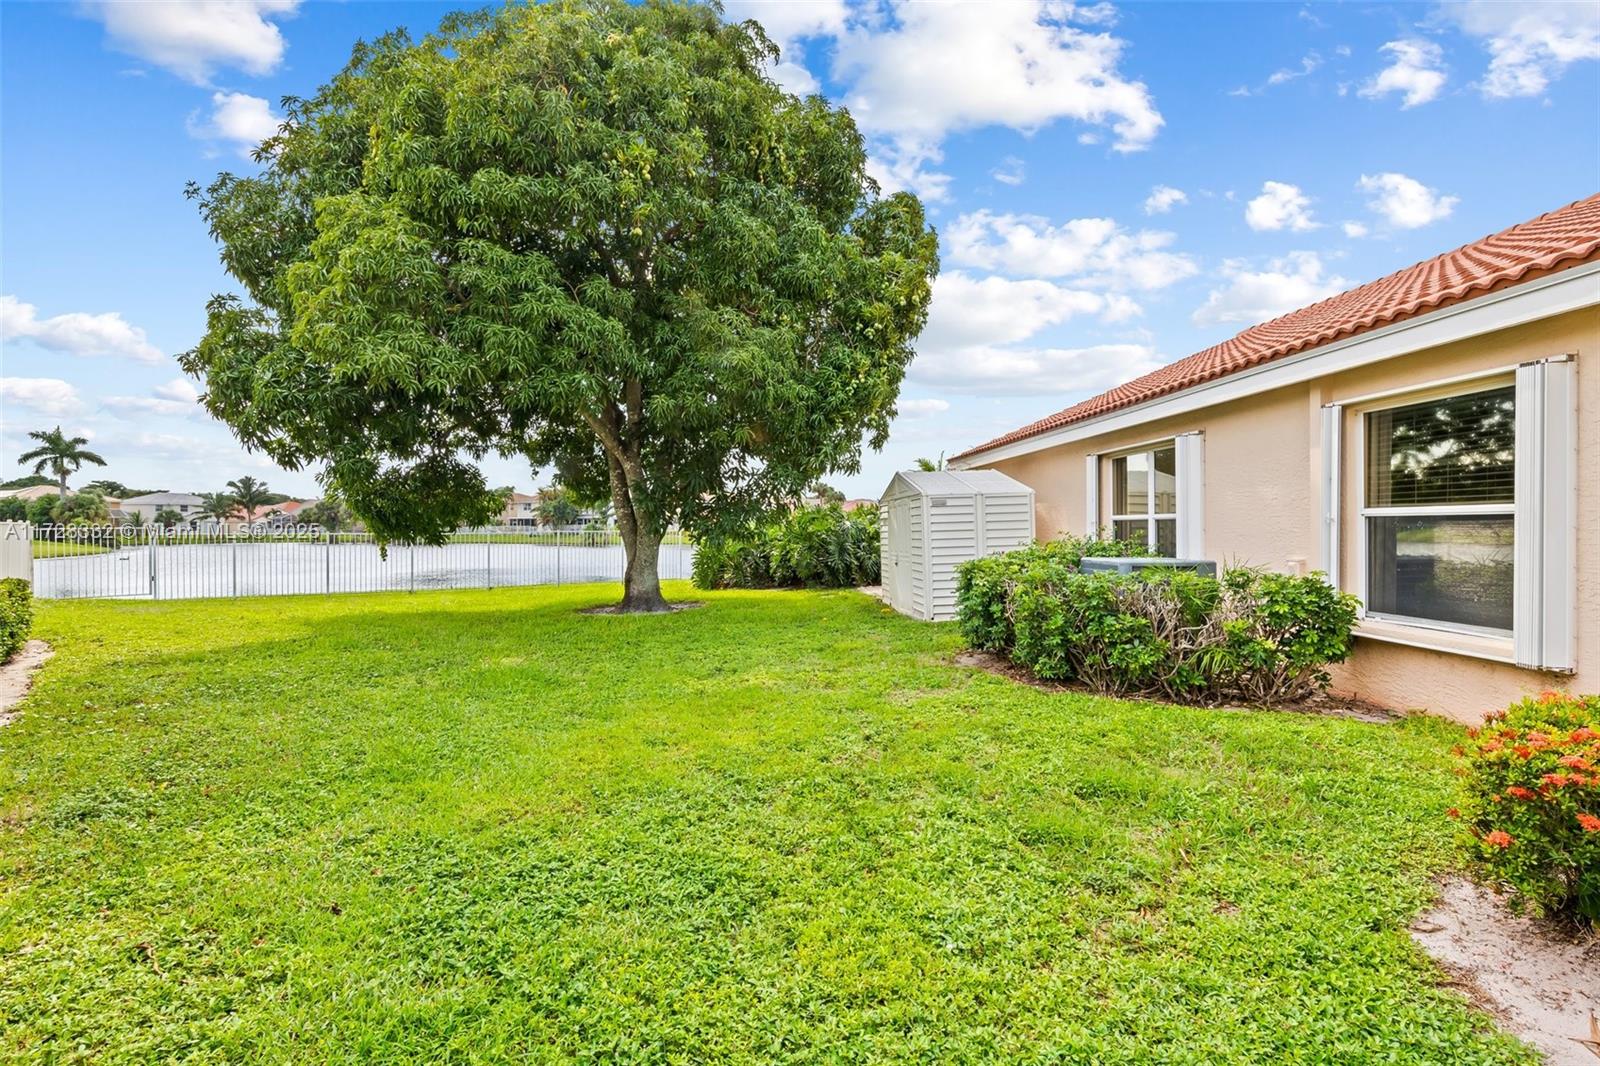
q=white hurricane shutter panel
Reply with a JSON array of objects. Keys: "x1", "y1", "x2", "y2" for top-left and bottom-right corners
[
  {"x1": 1084, "y1": 454, "x2": 1099, "y2": 537},
  {"x1": 1172, "y1": 432, "x2": 1204, "y2": 557},
  {"x1": 1513, "y1": 357, "x2": 1576, "y2": 671},
  {"x1": 1319, "y1": 404, "x2": 1343, "y2": 588}
]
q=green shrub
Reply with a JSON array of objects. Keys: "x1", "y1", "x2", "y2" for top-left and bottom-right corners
[
  {"x1": 0, "y1": 578, "x2": 33, "y2": 663},
  {"x1": 957, "y1": 543, "x2": 1359, "y2": 705},
  {"x1": 1456, "y1": 692, "x2": 1600, "y2": 922},
  {"x1": 693, "y1": 504, "x2": 879, "y2": 590},
  {"x1": 955, "y1": 533, "x2": 1150, "y2": 652}
]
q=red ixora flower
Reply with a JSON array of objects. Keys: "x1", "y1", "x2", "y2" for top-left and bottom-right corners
[
  {"x1": 1577, "y1": 813, "x2": 1600, "y2": 833},
  {"x1": 1513, "y1": 745, "x2": 1535, "y2": 760},
  {"x1": 1559, "y1": 755, "x2": 1594, "y2": 772},
  {"x1": 1505, "y1": 786, "x2": 1537, "y2": 800},
  {"x1": 1541, "y1": 773, "x2": 1571, "y2": 789},
  {"x1": 1483, "y1": 830, "x2": 1514, "y2": 848},
  {"x1": 1538, "y1": 690, "x2": 1564, "y2": 704},
  {"x1": 1446, "y1": 807, "x2": 1460, "y2": 819},
  {"x1": 1570, "y1": 727, "x2": 1598, "y2": 743}
]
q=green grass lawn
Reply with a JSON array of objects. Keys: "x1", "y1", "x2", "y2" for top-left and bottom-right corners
[
  {"x1": 0, "y1": 585, "x2": 1527, "y2": 1063},
  {"x1": 29, "y1": 540, "x2": 109, "y2": 559}
]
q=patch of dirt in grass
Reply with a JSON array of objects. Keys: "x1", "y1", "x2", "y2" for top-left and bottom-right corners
[
  {"x1": 0, "y1": 640, "x2": 54, "y2": 728},
  {"x1": 952, "y1": 649, "x2": 1400, "y2": 722},
  {"x1": 1411, "y1": 874, "x2": 1600, "y2": 1065},
  {"x1": 578, "y1": 601, "x2": 705, "y2": 616}
]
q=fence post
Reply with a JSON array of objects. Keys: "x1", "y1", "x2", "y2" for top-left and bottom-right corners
[
  {"x1": 326, "y1": 529, "x2": 332, "y2": 593},
  {"x1": 556, "y1": 530, "x2": 562, "y2": 585},
  {"x1": 409, "y1": 543, "x2": 415, "y2": 593},
  {"x1": 485, "y1": 530, "x2": 492, "y2": 590},
  {"x1": 148, "y1": 526, "x2": 157, "y2": 599}
]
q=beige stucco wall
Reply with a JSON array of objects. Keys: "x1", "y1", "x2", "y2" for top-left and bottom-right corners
[{"x1": 977, "y1": 306, "x2": 1600, "y2": 723}]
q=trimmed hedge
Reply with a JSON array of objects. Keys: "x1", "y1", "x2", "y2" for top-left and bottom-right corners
[
  {"x1": 692, "y1": 504, "x2": 879, "y2": 590},
  {"x1": 957, "y1": 542, "x2": 1359, "y2": 705},
  {"x1": 1456, "y1": 692, "x2": 1600, "y2": 922},
  {"x1": 0, "y1": 578, "x2": 33, "y2": 664}
]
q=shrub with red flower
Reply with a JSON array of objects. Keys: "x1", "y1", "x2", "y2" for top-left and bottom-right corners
[{"x1": 1456, "y1": 692, "x2": 1600, "y2": 922}]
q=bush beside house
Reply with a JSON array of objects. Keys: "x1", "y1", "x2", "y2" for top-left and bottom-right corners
[
  {"x1": 1456, "y1": 692, "x2": 1600, "y2": 923},
  {"x1": 957, "y1": 541, "x2": 1359, "y2": 704},
  {"x1": 693, "y1": 504, "x2": 880, "y2": 590},
  {"x1": 0, "y1": 578, "x2": 33, "y2": 663}
]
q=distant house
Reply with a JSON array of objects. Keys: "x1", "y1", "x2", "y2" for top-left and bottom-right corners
[
  {"x1": 951, "y1": 193, "x2": 1600, "y2": 723},
  {"x1": 121, "y1": 492, "x2": 206, "y2": 525},
  {"x1": 499, "y1": 492, "x2": 539, "y2": 527},
  {"x1": 0, "y1": 485, "x2": 61, "y2": 503},
  {"x1": 799, "y1": 496, "x2": 876, "y2": 512}
]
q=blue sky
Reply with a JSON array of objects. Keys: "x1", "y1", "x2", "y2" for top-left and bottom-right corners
[{"x1": 2, "y1": 1, "x2": 1597, "y2": 501}]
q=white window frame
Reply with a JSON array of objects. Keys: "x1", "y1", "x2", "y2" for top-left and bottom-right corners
[
  {"x1": 1355, "y1": 375, "x2": 1516, "y2": 639},
  {"x1": 1108, "y1": 440, "x2": 1178, "y2": 554}
]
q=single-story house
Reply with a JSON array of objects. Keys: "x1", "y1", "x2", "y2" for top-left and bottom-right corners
[
  {"x1": 0, "y1": 485, "x2": 63, "y2": 503},
  {"x1": 950, "y1": 193, "x2": 1600, "y2": 723}
]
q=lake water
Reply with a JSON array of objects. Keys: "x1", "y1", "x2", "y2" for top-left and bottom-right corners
[{"x1": 33, "y1": 538, "x2": 696, "y2": 600}]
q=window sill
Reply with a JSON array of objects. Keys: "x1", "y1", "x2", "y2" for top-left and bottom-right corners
[{"x1": 1354, "y1": 617, "x2": 1516, "y2": 665}]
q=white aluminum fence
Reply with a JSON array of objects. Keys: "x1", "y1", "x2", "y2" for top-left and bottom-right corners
[{"x1": 28, "y1": 524, "x2": 695, "y2": 601}]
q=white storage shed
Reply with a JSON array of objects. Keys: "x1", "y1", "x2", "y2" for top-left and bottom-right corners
[{"x1": 879, "y1": 470, "x2": 1036, "y2": 622}]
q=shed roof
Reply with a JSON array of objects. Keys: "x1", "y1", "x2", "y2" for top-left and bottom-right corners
[
  {"x1": 881, "y1": 469, "x2": 1032, "y2": 500},
  {"x1": 954, "y1": 191, "x2": 1600, "y2": 462}
]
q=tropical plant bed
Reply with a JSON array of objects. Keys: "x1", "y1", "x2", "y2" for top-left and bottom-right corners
[
  {"x1": 0, "y1": 584, "x2": 1539, "y2": 1062},
  {"x1": 951, "y1": 648, "x2": 1400, "y2": 723}
]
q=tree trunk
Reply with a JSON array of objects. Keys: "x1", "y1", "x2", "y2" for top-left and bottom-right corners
[
  {"x1": 57, "y1": 468, "x2": 68, "y2": 500},
  {"x1": 618, "y1": 524, "x2": 670, "y2": 612}
]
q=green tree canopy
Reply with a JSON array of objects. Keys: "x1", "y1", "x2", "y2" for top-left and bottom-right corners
[
  {"x1": 195, "y1": 493, "x2": 240, "y2": 524},
  {"x1": 535, "y1": 485, "x2": 582, "y2": 529},
  {"x1": 182, "y1": 0, "x2": 937, "y2": 610},
  {"x1": 17, "y1": 427, "x2": 107, "y2": 499},
  {"x1": 225, "y1": 476, "x2": 274, "y2": 521}
]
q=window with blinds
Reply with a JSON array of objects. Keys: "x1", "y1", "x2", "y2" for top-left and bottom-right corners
[{"x1": 1362, "y1": 383, "x2": 1515, "y2": 633}]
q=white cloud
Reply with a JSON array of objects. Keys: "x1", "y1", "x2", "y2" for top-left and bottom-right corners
[
  {"x1": 896, "y1": 397, "x2": 950, "y2": 418},
  {"x1": 188, "y1": 92, "x2": 281, "y2": 158},
  {"x1": 913, "y1": 340, "x2": 1162, "y2": 396},
  {"x1": 81, "y1": 0, "x2": 299, "y2": 85},
  {"x1": 1143, "y1": 184, "x2": 1187, "y2": 215},
  {"x1": 1360, "y1": 39, "x2": 1448, "y2": 108},
  {"x1": 1, "y1": 377, "x2": 83, "y2": 417},
  {"x1": 1193, "y1": 252, "x2": 1349, "y2": 326},
  {"x1": 722, "y1": 0, "x2": 849, "y2": 96},
  {"x1": 0, "y1": 295, "x2": 163, "y2": 365},
  {"x1": 1267, "y1": 51, "x2": 1323, "y2": 86},
  {"x1": 1358, "y1": 172, "x2": 1459, "y2": 228},
  {"x1": 1440, "y1": 1, "x2": 1600, "y2": 98},
  {"x1": 991, "y1": 156, "x2": 1026, "y2": 186},
  {"x1": 908, "y1": 270, "x2": 1160, "y2": 394},
  {"x1": 1342, "y1": 220, "x2": 1370, "y2": 238},
  {"x1": 1244, "y1": 181, "x2": 1319, "y2": 232},
  {"x1": 830, "y1": 1, "x2": 1161, "y2": 198},
  {"x1": 104, "y1": 378, "x2": 207, "y2": 419},
  {"x1": 946, "y1": 210, "x2": 1198, "y2": 290}
]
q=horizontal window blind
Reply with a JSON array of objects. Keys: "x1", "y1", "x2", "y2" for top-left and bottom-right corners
[{"x1": 1366, "y1": 386, "x2": 1515, "y2": 506}]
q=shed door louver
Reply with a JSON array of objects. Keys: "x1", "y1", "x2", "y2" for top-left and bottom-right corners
[
  {"x1": 1174, "y1": 432, "x2": 1205, "y2": 558},
  {"x1": 1319, "y1": 404, "x2": 1342, "y2": 588},
  {"x1": 1513, "y1": 356, "x2": 1576, "y2": 672}
]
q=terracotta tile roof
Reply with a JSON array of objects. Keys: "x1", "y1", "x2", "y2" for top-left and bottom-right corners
[{"x1": 955, "y1": 192, "x2": 1600, "y2": 461}]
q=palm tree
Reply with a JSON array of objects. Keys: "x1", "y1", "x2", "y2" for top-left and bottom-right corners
[
  {"x1": 17, "y1": 426, "x2": 107, "y2": 498},
  {"x1": 225, "y1": 476, "x2": 273, "y2": 522},
  {"x1": 194, "y1": 492, "x2": 240, "y2": 526},
  {"x1": 914, "y1": 452, "x2": 946, "y2": 472}
]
